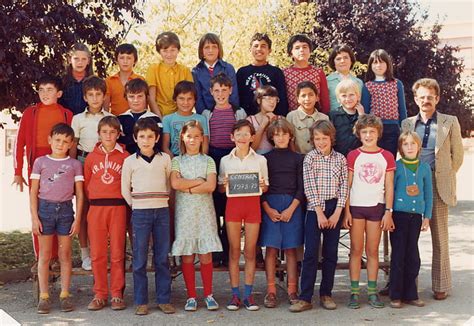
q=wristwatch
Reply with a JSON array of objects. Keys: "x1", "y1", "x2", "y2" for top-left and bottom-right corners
[{"x1": 385, "y1": 208, "x2": 393, "y2": 212}]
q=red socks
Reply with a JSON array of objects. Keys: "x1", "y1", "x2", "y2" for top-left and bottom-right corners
[
  {"x1": 181, "y1": 262, "x2": 197, "y2": 298},
  {"x1": 200, "y1": 262, "x2": 213, "y2": 297}
]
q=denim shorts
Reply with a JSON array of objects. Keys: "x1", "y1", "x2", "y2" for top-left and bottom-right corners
[{"x1": 38, "y1": 198, "x2": 75, "y2": 235}]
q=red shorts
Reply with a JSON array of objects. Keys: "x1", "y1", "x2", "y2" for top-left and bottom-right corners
[{"x1": 225, "y1": 196, "x2": 261, "y2": 224}]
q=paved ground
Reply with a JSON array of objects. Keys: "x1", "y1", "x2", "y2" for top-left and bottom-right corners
[{"x1": 0, "y1": 201, "x2": 473, "y2": 325}]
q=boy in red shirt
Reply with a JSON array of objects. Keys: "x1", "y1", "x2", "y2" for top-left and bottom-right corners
[
  {"x1": 84, "y1": 116, "x2": 129, "y2": 311},
  {"x1": 13, "y1": 75, "x2": 73, "y2": 259}
]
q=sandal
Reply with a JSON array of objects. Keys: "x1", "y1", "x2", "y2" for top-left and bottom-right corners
[
  {"x1": 347, "y1": 294, "x2": 360, "y2": 309},
  {"x1": 368, "y1": 294, "x2": 385, "y2": 308}
]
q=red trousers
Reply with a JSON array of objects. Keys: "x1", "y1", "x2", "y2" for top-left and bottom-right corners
[{"x1": 88, "y1": 204, "x2": 126, "y2": 299}]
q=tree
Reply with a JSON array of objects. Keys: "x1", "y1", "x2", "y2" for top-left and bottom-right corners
[
  {"x1": 0, "y1": 0, "x2": 144, "y2": 115},
  {"x1": 305, "y1": 0, "x2": 472, "y2": 135}
]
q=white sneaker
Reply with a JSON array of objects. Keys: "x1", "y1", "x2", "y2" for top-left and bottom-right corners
[{"x1": 82, "y1": 256, "x2": 92, "y2": 271}]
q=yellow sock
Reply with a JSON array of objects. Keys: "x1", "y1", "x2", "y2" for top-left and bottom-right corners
[
  {"x1": 40, "y1": 293, "x2": 49, "y2": 300},
  {"x1": 60, "y1": 291, "x2": 70, "y2": 299}
]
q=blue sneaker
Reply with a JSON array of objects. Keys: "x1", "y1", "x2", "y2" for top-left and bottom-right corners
[
  {"x1": 204, "y1": 294, "x2": 219, "y2": 311},
  {"x1": 243, "y1": 295, "x2": 260, "y2": 311},
  {"x1": 184, "y1": 298, "x2": 197, "y2": 311},
  {"x1": 226, "y1": 295, "x2": 241, "y2": 311}
]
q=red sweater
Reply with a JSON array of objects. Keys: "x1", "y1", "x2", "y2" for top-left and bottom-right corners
[
  {"x1": 84, "y1": 143, "x2": 129, "y2": 200},
  {"x1": 14, "y1": 103, "x2": 73, "y2": 176}
]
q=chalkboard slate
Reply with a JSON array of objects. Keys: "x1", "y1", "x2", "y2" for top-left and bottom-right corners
[{"x1": 226, "y1": 172, "x2": 262, "y2": 197}]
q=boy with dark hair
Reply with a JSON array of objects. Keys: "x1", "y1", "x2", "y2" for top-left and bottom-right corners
[
  {"x1": 118, "y1": 78, "x2": 162, "y2": 154},
  {"x1": 105, "y1": 43, "x2": 145, "y2": 116},
  {"x1": 236, "y1": 33, "x2": 288, "y2": 116},
  {"x1": 146, "y1": 31, "x2": 193, "y2": 117},
  {"x1": 30, "y1": 123, "x2": 84, "y2": 314},
  {"x1": 84, "y1": 115, "x2": 130, "y2": 311},
  {"x1": 13, "y1": 75, "x2": 73, "y2": 260}
]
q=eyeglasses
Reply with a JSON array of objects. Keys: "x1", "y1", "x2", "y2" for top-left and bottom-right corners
[{"x1": 417, "y1": 95, "x2": 437, "y2": 101}]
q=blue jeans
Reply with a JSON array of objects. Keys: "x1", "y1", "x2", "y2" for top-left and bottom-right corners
[
  {"x1": 132, "y1": 208, "x2": 171, "y2": 305},
  {"x1": 299, "y1": 199, "x2": 341, "y2": 301},
  {"x1": 38, "y1": 199, "x2": 74, "y2": 235}
]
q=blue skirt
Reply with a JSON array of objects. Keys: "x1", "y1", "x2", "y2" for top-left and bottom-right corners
[{"x1": 259, "y1": 194, "x2": 304, "y2": 250}]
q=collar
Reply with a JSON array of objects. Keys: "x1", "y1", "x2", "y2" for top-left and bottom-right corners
[
  {"x1": 327, "y1": 71, "x2": 354, "y2": 81},
  {"x1": 204, "y1": 60, "x2": 218, "y2": 69},
  {"x1": 136, "y1": 150, "x2": 157, "y2": 163},
  {"x1": 295, "y1": 107, "x2": 321, "y2": 120},
  {"x1": 314, "y1": 148, "x2": 335, "y2": 157},
  {"x1": 229, "y1": 147, "x2": 257, "y2": 160},
  {"x1": 110, "y1": 71, "x2": 140, "y2": 80},
  {"x1": 100, "y1": 142, "x2": 124, "y2": 154},
  {"x1": 416, "y1": 111, "x2": 438, "y2": 124},
  {"x1": 84, "y1": 107, "x2": 107, "y2": 116},
  {"x1": 159, "y1": 61, "x2": 179, "y2": 73}
]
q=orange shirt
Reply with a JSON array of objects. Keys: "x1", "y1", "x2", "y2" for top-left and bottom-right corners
[
  {"x1": 35, "y1": 103, "x2": 64, "y2": 148},
  {"x1": 106, "y1": 71, "x2": 144, "y2": 115}
]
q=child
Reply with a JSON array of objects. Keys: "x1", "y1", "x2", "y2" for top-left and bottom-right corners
[
  {"x1": 343, "y1": 114, "x2": 396, "y2": 309},
  {"x1": 326, "y1": 44, "x2": 364, "y2": 112},
  {"x1": 361, "y1": 49, "x2": 407, "y2": 158},
  {"x1": 202, "y1": 72, "x2": 247, "y2": 267},
  {"x1": 84, "y1": 116, "x2": 129, "y2": 311},
  {"x1": 289, "y1": 120, "x2": 348, "y2": 312},
  {"x1": 329, "y1": 79, "x2": 363, "y2": 156},
  {"x1": 60, "y1": 43, "x2": 93, "y2": 115},
  {"x1": 218, "y1": 119, "x2": 269, "y2": 311},
  {"x1": 105, "y1": 43, "x2": 145, "y2": 116},
  {"x1": 283, "y1": 34, "x2": 329, "y2": 113},
  {"x1": 236, "y1": 33, "x2": 288, "y2": 116},
  {"x1": 13, "y1": 75, "x2": 73, "y2": 261},
  {"x1": 162, "y1": 81, "x2": 209, "y2": 158},
  {"x1": 30, "y1": 123, "x2": 83, "y2": 314},
  {"x1": 121, "y1": 117, "x2": 175, "y2": 316},
  {"x1": 71, "y1": 76, "x2": 113, "y2": 271},
  {"x1": 286, "y1": 81, "x2": 329, "y2": 154},
  {"x1": 246, "y1": 85, "x2": 280, "y2": 155},
  {"x1": 260, "y1": 119, "x2": 304, "y2": 308},
  {"x1": 389, "y1": 131, "x2": 432, "y2": 308},
  {"x1": 192, "y1": 33, "x2": 239, "y2": 114},
  {"x1": 118, "y1": 78, "x2": 162, "y2": 154},
  {"x1": 170, "y1": 120, "x2": 223, "y2": 311},
  {"x1": 146, "y1": 31, "x2": 193, "y2": 118}
]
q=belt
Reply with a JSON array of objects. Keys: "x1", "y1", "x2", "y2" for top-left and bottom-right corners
[{"x1": 77, "y1": 149, "x2": 89, "y2": 157}]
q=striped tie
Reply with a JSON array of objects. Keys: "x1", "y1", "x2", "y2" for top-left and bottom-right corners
[{"x1": 208, "y1": 66, "x2": 214, "y2": 76}]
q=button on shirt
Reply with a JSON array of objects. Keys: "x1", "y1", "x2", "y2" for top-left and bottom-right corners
[
  {"x1": 286, "y1": 107, "x2": 329, "y2": 154},
  {"x1": 71, "y1": 108, "x2": 113, "y2": 153},
  {"x1": 415, "y1": 112, "x2": 437, "y2": 169}
]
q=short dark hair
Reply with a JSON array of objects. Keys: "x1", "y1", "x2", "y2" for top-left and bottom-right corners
[
  {"x1": 173, "y1": 81, "x2": 197, "y2": 101},
  {"x1": 115, "y1": 43, "x2": 138, "y2": 62},
  {"x1": 328, "y1": 44, "x2": 356, "y2": 71},
  {"x1": 83, "y1": 76, "x2": 106, "y2": 95},
  {"x1": 250, "y1": 32, "x2": 272, "y2": 49},
  {"x1": 366, "y1": 49, "x2": 394, "y2": 81},
  {"x1": 296, "y1": 81, "x2": 319, "y2": 98},
  {"x1": 287, "y1": 34, "x2": 313, "y2": 57},
  {"x1": 266, "y1": 118, "x2": 295, "y2": 146},
  {"x1": 50, "y1": 122, "x2": 74, "y2": 139},
  {"x1": 210, "y1": 72, "x2": 232, "y2": 88},
  {"x1": 124, "y1": 78, "x2": 149, "y2": 97},
  {"x1": 133, "y1": 117, "x2": 161, "y2": 138},
  {"x1": 309, "y1": 120, "x2": 336, "y2": 147},
  {"x1": 37, "y1": 75, "x2": 62, "y2": 91},
  {"x1": 156, "y1": 31, "x2": 181, "y2": 52},
  {"x1": 98, "y1": 116, "x2": 121, "y2": 133},
  {"x1": 232, "y1": 119, "x2": 256, "y2": 135},
  {"x1": 198, "y1": 33, "x2": 223, "y2": 60}
]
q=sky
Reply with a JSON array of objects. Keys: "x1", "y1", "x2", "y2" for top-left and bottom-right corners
[{"x1": 416, "y1": 0, "x2": 473, "y2": 23}]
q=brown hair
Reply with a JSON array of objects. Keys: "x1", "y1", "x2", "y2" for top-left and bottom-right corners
[
  {"x1": 353, "y1": 114, "x2": 383, "y2": 140},
  {"x1": 97, "y1": 116, "x2": 121, "y2": 133},
  {"x1": 210, "y1": 72, "x2": 232, "y2": 88},
  {"x1": 398, "y1": 131, "x2": 422, "y2": 158},
  {"x1": 155, "y1": 31, "x2": 181, "y2": 52},
  {"x1": 412, "y1": 78, "x2": 440, "y2": 97},
  {"x1": 287, "y1": 34, "x2": 313, "y2": 57},
  {"x1": 328, "y1": 44, "x2": 356, "y2": 71},
  {"x1": 232, "y1": 119, "x2": 256, "y2": 135},
  {"x1": 124, "y1": 78, "x2": 149, "y2": 97},
  {"x1": 309, "y1": 120, "x2": 336, "y2": 147},
  {"x1": 115, "y1": 43, "x2": 138, "y2": 62},
  {"x1": 266, "y1": 118, "x2": 295, "y2": 147},
  {"x1": 133, "y1": 117, "x2": 161, "y2": 139},
  {"x1": 254, "y1": 85, "x2": 279, "y2": 107},
  {"x1": 198, "y1": 33, "x2": 223, "y2": 61},
  {"x1": 83, "y1": 75, "x2": 106, "y2": 95},
  {"x1": 50, "y1": 123, "x2": 74, "y2": 139},
  {"x1": 250, "y1": 32, "x2": 272, "y2": 49},
  {"x1": 179, "y1": 120, "x2": 205, "y2": 154},
  {"x1": 173, "y1": 81, "x2": 197, "y2": 101},
  {"x1": 366, "y1": 49, "x2": 394, "y2": 81},
  {"x1": 296, "y1": 81, "x2": 319, "y2": 98}
]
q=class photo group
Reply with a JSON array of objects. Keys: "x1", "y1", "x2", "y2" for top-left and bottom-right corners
[{"x1": 12, "y1": 31, "x2": 464, "y2": 316}]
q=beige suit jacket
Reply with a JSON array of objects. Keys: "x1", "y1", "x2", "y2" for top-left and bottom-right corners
[{"x1": 402, "y1": 112, "x2": 464, "y2": 206}]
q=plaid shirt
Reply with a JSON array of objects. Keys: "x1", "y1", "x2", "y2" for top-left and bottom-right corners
[{"x1": 303, "y1": 148, "x2": 348, "y2": 211}]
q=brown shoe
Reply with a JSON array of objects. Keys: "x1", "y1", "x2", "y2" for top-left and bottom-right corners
[
  {"x1": 88, "y1": 297, "x2": 107, "y2": 311},
  {"x1": 404, "y1": 299, "x2": 425, "y2": 307},
  {"x1": 264, "y1": 293, "x2": 277, "y2": 308},
  {"x1": 320, "y1": 296, "x2": 337, "y2": 310},
  {"x1": 390, "y1": 299, "x2": 402, "y2": 309},
  {"x1": 60, "y1": 296, "x2": 74, "y2": 312},
  {"x1": 158, "y1": 303, "x2": 176, "y2": 314},
  {"x1": 289, "y1": 300, "x2": 313, "y2": 313},
  {"x1": 37, "y1": 298, "x2": 51, "y2": 314},
  {"x1": 135, "y1": 304, "x2": 149, "y2": 315},
  {"x1": 111, "y1": 297, "x2": 126, "y2": 310},
  {"x1": 288, "y1": 292, "x2": 298, "y2": 305},
  {"x1": 433, "y1": 292, "x2": 448, "y2": 300}
]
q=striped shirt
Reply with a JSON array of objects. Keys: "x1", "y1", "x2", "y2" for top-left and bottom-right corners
[
  {"x1": 303, "y1": 148, "x2": 348, "y2": 211},
  {"x1": 209, "y1": 106, "x2": 236, "y2": 149}
]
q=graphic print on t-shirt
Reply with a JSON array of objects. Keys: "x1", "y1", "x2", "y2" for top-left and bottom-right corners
[{"x1": 358, "y1": 162, "x2": 384, "y2": 184}]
